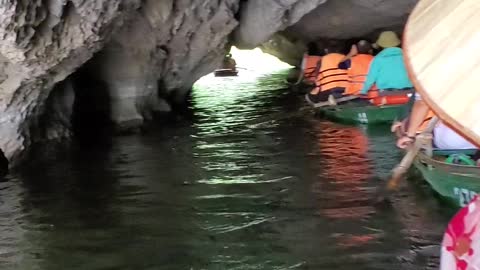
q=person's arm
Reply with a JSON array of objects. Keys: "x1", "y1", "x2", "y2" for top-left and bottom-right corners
[
  {"x1": 360, "y1": 58, "x2": 379, "y2": 94},
  {"x1": 310, "y1": 59, "x2": 323, "y2": 94},
  {"x1": 340, "y1": 44, "x2": 358, "y2": 63},
  {"x1": 396, "y1": 99, "x2": 431, "y2": 148},
  {"x1": 300, "y1": 53, "x2": 307, "y2": 71},
  {"x1": 406, "y1": 99, "x2": 430, "y2": 137}
]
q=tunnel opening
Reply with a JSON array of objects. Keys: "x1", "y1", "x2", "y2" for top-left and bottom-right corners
[
  {"x1": 197, "y1": 46, "x2": 292, "y2": 83},
  {"x1": 191, "y1": 46, "x2": 293, "y2": 114},
  {"x1": 228, "y1": 46, "x2": 292, "y2": 73}
]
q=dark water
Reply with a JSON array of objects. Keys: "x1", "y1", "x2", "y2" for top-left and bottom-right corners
[{"x1": 0, "y1": 70, "x2": 454, "y2": 269}]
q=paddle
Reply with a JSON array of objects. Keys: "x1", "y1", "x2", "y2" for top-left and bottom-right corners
[
  {"x1": 376, "y1": 117, "x2": 439, "y2": 201},
  {"x1": 312, "y1": 94, "x2": 366, "y2": 108}
]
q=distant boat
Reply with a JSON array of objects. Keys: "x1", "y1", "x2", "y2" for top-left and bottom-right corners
[{"x1": 214, "y1": 69, "x2": 238, "y2": 77}]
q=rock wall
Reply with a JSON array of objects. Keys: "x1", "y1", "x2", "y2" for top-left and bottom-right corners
[
  {"x1": 260, "y1": 33, "x2": 306, "y2": 67},
  {"x1": 265, "y1": 0, "x2": 418, "y2": 66},
  {"x1": 285, "y1": 0, "x2": 417, "y2": 41},
  {"x1": 87, "y1": 0, "x2": 240, "y2": 130},
  {"x1": 0, "y1": 0, "x2": 141, "y2": 164},
  {"x1": 234, "y1": 0, "x2": 328, "y2": 48},
  {"x1": 0, "y1": 0, "x2": 419, "y2": 167}
]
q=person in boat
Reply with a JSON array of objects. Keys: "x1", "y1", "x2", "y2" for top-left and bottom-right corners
[
  {"x1": 298, "y1": 42, "x2": 322, "y2": 85},
  {"x1": 395, "y1": 93, "x2": 477, "y2": 150},
  {"x1": 338, "y1": 40, "x2": 374, "y2": 96},
  {"x1": 359, "y1": 31, "x2": 414, "y2": 96},
  {"x1": 305, "y1": 42, "x2": 349, "y2": 104},
  {"x1": 222, "y1": 53, "x2": 237, "y2": 71}
]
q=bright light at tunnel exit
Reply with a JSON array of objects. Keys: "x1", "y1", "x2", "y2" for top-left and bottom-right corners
[
  {"x1": 196, "y1": 46, "x2": 292, "y2": 84},
  {"x1": 229, "y1": 46, "x2": 292, "y2": 73}
]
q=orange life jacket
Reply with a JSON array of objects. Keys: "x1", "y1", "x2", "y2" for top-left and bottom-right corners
[
  {"x1": 315, "y1": 53, "x2": 348, "y2": 92},
  {"x1": 370, "y1": 95, "x2": 410, "y2": 106},
  {"x1": 367, "y1": 89, "x2": 411, "y2": 106},
  {"x1": 345, "y1": 54, "x2": 374, "y2": 95},
  {"x1": 302, "y1": 54, "x2": 322, "y2": 83}
]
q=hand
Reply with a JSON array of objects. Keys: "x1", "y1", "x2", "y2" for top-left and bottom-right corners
[
  {"x1": 348, "y1": 45, "x2": 358, "y2": 56},
  {"x1": 391, "y1": 121, "x2": 403, "y2": 133},
  {"x1": 396, "y1": 136, "x2": 414, "y2": 149}
]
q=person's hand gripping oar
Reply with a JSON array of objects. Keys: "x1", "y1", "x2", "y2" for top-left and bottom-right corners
[{"x1": 376, "y1": 117, "x2": 439, "y2": 203}]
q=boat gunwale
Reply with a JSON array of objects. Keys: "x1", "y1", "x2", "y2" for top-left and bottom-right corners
[
  {"x1": 416, "y1": 150, "x2": 480, "y2": 176},
  {"x1": 318, "y1": 104, "x2": 408, "y2": 113}
]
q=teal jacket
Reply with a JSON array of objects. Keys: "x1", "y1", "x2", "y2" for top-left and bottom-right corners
[{"x1": 360, "y1": 47, "x2": 413, "y2": 94}]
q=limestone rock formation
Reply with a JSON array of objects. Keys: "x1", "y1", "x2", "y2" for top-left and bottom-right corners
[
  {"x1": 285, "y1": 0, "x2": 418, "y2": 41},
  {"x1": 87, "y1": 0, "x2": 240, "y2": 130},
  {"x1": 235, "y1": 0, "x2": 416, "y2": 50},
  {"x1": 235, "y1": 0, "x2": 328, "y2": 48},
  {"x1": 0, "y1": 0, "x2": 141, "y2": 164},
  {"x1": 0, "y1": 0, "x2": 240, "y2": 164},
  {"x1": 260, "y1": 33, "x2": 306, "y2": 67}
]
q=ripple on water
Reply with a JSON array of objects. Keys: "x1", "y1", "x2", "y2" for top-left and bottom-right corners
[{"x1": 0, "y1": 70, "x2": 450, "y2": 269}]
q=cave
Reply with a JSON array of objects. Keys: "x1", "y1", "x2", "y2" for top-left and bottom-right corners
[{"x1": 0, "y1": 0, "x2": 417, "y2": 165}]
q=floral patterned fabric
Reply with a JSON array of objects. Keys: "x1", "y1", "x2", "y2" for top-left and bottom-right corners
[{"x1": 442, "y1": 196, "x2": 480, "y2": 270}]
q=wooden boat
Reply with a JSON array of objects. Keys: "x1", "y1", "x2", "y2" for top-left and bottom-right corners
[
  {"x1": 413, "y1": 149, "x2": 480, "y2": 208},
  {"x1": 315, "y1": 103, "x2": 410, "y2": 125},
  {"x1": 214, "y1": 69, "x2": 238, "y2": 77}
]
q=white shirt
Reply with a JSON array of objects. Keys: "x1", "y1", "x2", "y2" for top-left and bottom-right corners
[{"x1": 433, "y1": 122, "x2": 477, "y2": 149}]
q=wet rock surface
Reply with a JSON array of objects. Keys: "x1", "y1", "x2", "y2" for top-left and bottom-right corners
[{"x1": 0, "y1": 0, "x2": 140, "y2": 163}]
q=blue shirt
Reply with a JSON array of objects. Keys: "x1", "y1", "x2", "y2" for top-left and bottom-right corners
[{"x1": 360, "y1": 47, "x2": 413, "y2": 94}]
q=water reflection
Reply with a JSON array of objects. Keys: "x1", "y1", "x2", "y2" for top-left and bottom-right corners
[
  {"x1": 0, "y1": 69, "x2": 451, "y2": 269},
  {"x1": 308, "y1": 122, "x2": 380, "y2": 252}
]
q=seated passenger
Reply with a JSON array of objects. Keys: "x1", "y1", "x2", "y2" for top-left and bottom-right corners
[
  {"x1": 305, "y1": 43, "x2": 349, "y2": 104},
  {"x1": 338, "y1": 40, "x2": 374, "y2": 96},
  {"x1": 299, "y1": 43, "x2": 322, "y2": 85},
  {"x1": 396, "y1": 94, "x2": 476, "y2": 150},
  {"x1": 222, "y1": 54, "x2": 236, "y2": 71},
  {"x1": 360, "y1": 31, "x2": 414, "y2": 96}
]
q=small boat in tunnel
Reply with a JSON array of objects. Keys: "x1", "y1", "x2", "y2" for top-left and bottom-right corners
[
  {"x1": 213, "y1": 69, "x2": 238, "y2": 77},
  {"x1": 215, "y1": 53, "x2": 238, "y2": 77}
]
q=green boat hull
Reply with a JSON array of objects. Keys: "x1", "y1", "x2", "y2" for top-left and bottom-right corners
[
  {"x1": 316, "y1": 103, "x2": 410, "y2": 125},
  {"x1": 414, "y1": 150, "x2": 480, "y2": 208}
]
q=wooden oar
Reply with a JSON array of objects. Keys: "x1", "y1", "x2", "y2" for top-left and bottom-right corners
[
  {"x1": 313, "y1": 95, "x2": 363, "y2": 108},
  {"x1": 292, "y1": 70, "x2": 305, "y2": 86},
  {"x1": 377, "y1": 117, "x2": 439, "y2": 201}
]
